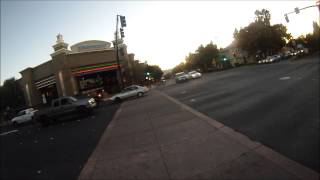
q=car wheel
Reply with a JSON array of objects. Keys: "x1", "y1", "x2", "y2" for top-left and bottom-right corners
[
  {"x1": 115, "y1": 97, "x2": 122, "y2": 103},
  {"x1": 137, "y1": 92, "x2": 144, "y2": 98},
  {"x1": 77, "y1": 106, "x2": 88, "y2": 115},
  {"x1": 13, "y1": 121, "x2": 18, "y2": 127}
]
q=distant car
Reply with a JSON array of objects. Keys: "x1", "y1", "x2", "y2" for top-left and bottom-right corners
[
  {"x1": 11, "y1": 108, "x2": 38, "y2": 126},
  {"x1": 268, "y1": 55, "x2": 281, "y2": 63},
  {"x1": 175, "y1": 72, "x2": 190, "y2": 83},
  {"x1": 109, "y1": 85, "x2": 149, "y2": 103},
  {"x1": 259, "y1": 55, "x2": 281, "y2": 64},
  {"x1": 188, "y1": 71, "x2": 202, "y2": 79}
]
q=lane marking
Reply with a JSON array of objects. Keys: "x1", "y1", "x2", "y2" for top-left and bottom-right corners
[
  {"x1": 0, "y1": 130, "x2": 19, "y2": 136},
  {"x1": 279, "y1": 76, "x2": 291, "y2": 80},
  {"x1": 190, "y1": 99, "x2": 196, "y2": 102}
]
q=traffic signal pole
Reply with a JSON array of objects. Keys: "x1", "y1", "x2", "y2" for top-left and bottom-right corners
[
  {"x1": 284, "y1": 3, "x2": 319, "y2": 23},
  {"x1": 115, "y1": 15, "x2": 124, "y2": 90}
]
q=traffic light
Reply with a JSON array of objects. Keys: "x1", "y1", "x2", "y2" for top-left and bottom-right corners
[
  {"x1": 285, "y1": 14, "x2": 289, "y2": 23},
  {"x1": 120, "y1": 16, "x2": 126, "y2": 27},
  {"x1": 120, "y1": 28, "x2": 125, "y2": 38},
  {"x1": 294, "y1": 7, "x2": 300, "y2": 14}
]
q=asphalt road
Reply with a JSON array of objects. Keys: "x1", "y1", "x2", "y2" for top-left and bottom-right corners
[
  {"x1": 159, "y1": 54, "x2": 319, "y2": 172},
  {"x1": 0, "y1": 102, "x2": 119, "y2": 180}
]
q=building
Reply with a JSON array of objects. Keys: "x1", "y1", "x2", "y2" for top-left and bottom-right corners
[
  {"x1": 18, "y1": 34, "x2": 134, "y2": 107},
  {"x1": 222, "y1": 40, "x2": 252, "y2": 66}
]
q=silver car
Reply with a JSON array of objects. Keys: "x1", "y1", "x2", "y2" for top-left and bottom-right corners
[
  {"x1": 11, "y1": 108, "x2": 38, "y2": 126},
  {"x1": 188, "y1": 71, "x2": 202, "y2": 79},
  {"x1": 175, "y1": 72, "x2": 190, "y2": 83},
  {"x1": 109, "y1": 85, "x2": 149, "y2": 102}
]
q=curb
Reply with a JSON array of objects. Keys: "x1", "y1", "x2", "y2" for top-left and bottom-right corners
[
  {"x1": 77, "y1": 103, "x2": 123, "y2": 180},
  {"x1": 156, "y1": 90, "x2": 319, "y2": 180}
]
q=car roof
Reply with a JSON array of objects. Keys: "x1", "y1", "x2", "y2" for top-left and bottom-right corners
[{"x1": 175, "y1": 72, "x2": 185, "y2": 75}]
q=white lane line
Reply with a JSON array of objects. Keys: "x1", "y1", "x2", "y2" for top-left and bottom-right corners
[
  {"x1": 0, "y1": 130, "x2": 19, "y2": 136},
  {"x1": 190, "y1": 99, "x2": 196, "y2": 102},
  {"x1": 279, "y1": 76, "x2": 291, "y2": 80}
]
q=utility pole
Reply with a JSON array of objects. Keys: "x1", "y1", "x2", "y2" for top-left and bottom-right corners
[{"x1": 115, "y1": 15, "x2": 126, "y2": 90}]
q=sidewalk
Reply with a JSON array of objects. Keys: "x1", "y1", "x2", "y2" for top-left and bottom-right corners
[{"x1": 78, "y1": 90, "x2": 319, "y2": 180}]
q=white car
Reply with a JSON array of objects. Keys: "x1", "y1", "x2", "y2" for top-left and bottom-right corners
[
  {"x1": 188, "y1": 71, "x2": 202, "y2": 79},
  {"x1": 175, "y1": 72, "x2": 190, "y2": 83},
  {"x1": 11, "y1": 108, "x2": 38, "y2": 126},
  {"x1": 109, "y1": 85, "x2": 149, "y2": 102}
]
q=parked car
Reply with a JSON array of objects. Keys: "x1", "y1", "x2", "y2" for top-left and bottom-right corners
[
  {"x1": 175, "y1": 72, "x2": 190, "y2": 83},
  {"x1": 258, "y1": 55, "x2": 281, "y2": 64},
  {"x1": 11, "y1": 108, "x2": 38, "y2": 126},
  {"x1": 109, "y1": 85, "x2": 149, "y2": 103},
  {"x1": 34, "y1": 96, "x2": 96, "y2": 126},
  {"x1": 188, "y1": 70, "x2": 202, "y2": 79}
]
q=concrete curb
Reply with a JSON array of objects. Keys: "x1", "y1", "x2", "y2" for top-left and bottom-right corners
[
  {"x1": 156, "y1": 90, "x2": 319, "y2": 180},
  {"x1": 77, "y1": 104, "x2": 123, "y2": 180}
]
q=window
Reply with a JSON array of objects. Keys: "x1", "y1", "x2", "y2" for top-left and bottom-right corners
[
  {"x1": 61, "y1": 98, "x2": 70, "y2": 105},
  {"x1": 17, "y1": 110, "x2": 26, "y2": 116},
  {"x1": 53, "y1": 100, "x2": 59, "y2": 107}
]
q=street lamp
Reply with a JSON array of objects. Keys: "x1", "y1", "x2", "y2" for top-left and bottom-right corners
[{"x1": 115, "y1": 15, "x2": 127, "y2": 90}]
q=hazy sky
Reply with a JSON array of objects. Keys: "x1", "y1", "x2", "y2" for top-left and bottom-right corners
[{"x1": 1, "y1": 1, "x2": 319, "y2": 84}]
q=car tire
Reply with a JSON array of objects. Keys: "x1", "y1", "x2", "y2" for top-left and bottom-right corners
[
  {"x1": 115, "y1": 97, "x2": 122, "y2": 103},
  {"x1": 137, "y1": 92, "x2": 143, "y2": 98},
  {"x1": 13, "y1": 121, "x2": 18, "y2": 127},
  {"x1": 77, "y1": 106, "x2": 87, "y2": 114}
]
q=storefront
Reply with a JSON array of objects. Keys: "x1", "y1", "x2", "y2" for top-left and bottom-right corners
[{"x1": 18, "y1": 34, "x2": 134, "y2": 107}]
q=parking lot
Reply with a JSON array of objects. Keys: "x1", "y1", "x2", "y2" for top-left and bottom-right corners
[{"x1": 0, "y1": 102, "x2": 119, "y2": 180}]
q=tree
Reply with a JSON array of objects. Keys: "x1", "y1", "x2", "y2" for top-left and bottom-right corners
[
  {"x1": 145, "y1": 65, "x2": 163, "y2": 80},
  {"x1": 254, "y1": 9, "x2": 271, "y2": 26},
  {"x1": 305, "y1": 21, "x2": 320, "y2": 52},
  {"x1": 172, "y1": 62, "x2": 186, "y2": 74},
  {"x1": 0, "y1": 78, "x2": 26, "y2": 121},
  {"x1": 235, "y1": 9, "x2": 291, "y2": 59}
]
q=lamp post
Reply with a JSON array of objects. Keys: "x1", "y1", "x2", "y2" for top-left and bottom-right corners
[{"x1": 115, "y1": 15, "x2": 126, "y2": 90}]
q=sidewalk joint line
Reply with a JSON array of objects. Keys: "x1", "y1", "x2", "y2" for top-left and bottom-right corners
[{"x1": 145, "y1": 106, "x2": 173, "y2": 180}]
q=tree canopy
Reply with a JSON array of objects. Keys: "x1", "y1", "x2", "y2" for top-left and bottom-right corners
[
  {"x1": 234, "y1": 9, "x2": 292, "y2": 58},
  {"x1": 0, "y1": 78, "x2": 26, "y2": 121}
]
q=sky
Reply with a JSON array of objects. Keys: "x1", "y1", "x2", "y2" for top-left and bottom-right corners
[{"x1": 1, "y1": 0, "x2": 319, "y2": 85}]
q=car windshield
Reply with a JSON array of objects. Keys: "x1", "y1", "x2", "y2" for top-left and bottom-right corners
[
  {"x1": 175, "y1": 72, "x2": 186, "y2": 76},
  {"x1": 69, "y1": 97, "x2": 77, "y2": 102}
]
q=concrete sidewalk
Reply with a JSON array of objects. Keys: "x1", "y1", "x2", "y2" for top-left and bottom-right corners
[{"x1": 78, "y1": 91, "x2": 319, "y2": 180}]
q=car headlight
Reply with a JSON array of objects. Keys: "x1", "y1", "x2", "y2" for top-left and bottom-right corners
[{"x1": 88, "y1": 98, "x2": 96, "y2": 104}]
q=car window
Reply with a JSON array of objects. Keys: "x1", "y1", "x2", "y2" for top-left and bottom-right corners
[
  {"x1": 17, "y1": 110, "x2": 26, "y2": 116},
  {"x1": 69, "y1": 97, "x2": 76, "y2": 102},
  {"x1": 61, "y1": 98, "x2": 70, "y2": 105},
  {"x1": 175, "y1": 72, "x2": 185, "y2": 76},
  {"x1": 53, "y1": 100, "x2": 59, "y2": 107}
]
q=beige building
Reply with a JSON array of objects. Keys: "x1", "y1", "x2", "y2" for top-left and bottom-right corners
[{"x1": 18, "y1": 34, "x2": 134, "y2": 107}]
